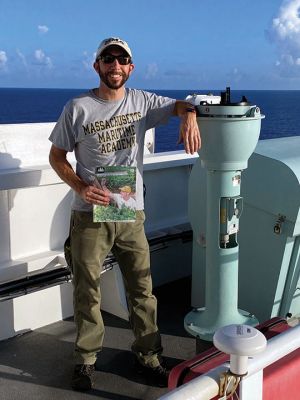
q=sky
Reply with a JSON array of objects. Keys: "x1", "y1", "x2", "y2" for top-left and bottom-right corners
[{"x1": 0, "y1": 0, "x2": 300, "y2": 90}]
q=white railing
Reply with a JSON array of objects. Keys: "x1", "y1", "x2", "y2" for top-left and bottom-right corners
[{"x1": 158, "y1": 323, "x2": 300, "y2": 400}]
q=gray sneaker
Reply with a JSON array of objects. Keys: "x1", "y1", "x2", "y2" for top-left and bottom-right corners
[{"x1": 71, "y1": 364, "x2": 95, "y2": 391}]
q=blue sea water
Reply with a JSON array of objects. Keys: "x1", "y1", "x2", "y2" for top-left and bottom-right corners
[{"x1": 0, "y1": 88, "x2": 299, "y2": 153}]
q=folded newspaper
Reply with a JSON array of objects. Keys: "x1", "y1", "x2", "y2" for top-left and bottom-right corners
[{"x1": 93, "y1": 166, "x2": 136, "y2": 222}]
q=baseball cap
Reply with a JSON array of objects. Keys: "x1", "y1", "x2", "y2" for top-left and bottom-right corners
[{"x1": 95, "y1": 37, "x2": 132, "y2": 60}]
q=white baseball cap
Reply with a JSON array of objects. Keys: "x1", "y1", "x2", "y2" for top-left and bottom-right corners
[{"x1": 95, "y1": 37, "x2": 132, "y2": 60}]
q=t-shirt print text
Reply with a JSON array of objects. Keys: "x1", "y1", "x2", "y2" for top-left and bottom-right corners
[{"x1": 82, "y1": 112, "x2": 142, "y2": 154}]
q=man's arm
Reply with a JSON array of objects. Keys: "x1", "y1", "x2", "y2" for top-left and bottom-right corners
[
  {"x1": 173, "y1": 100, "x2": 201, "y2": 154},
  {"x1": 49, "y1": 144, "x2": 110, "y2": 206}
]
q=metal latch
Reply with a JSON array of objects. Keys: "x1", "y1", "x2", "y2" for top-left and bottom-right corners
[{"x1": 274, "y1": 214, "x2": 286, "y2": 235}]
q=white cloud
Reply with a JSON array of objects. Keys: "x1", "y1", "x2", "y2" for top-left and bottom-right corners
[
  {"x1": 0, "y1": 51, "x2": 8, "y2": 69},
  {"x1": 271, "y1": 1, "x2": 300, "y2": 41},
  {"x1": 34, "y1": 49, "x2": 53, "y2": 68},
  {"x1": 145, "y1": 63, "x2": 158, "y2": 79},
  {"x1": 82, "y1": 51, "x2": 94, "y2": 70},
  {"x1": 268, "y1": 0, "x2": 300, "y2": 73},
  {"x1": 16, "y1": 49, "x2": 27, "y2": 67},
  {"x1": 82, "y1": 61, "x2": 92, "y2": 70},
  {"x1": 38, "y1": 25, "x2": 49, "y2": 34},
  {"x1": 226, "y1": 66, "x2": 247, "y2": 83}
]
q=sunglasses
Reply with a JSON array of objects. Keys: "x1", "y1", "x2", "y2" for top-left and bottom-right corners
[{"x1": 99, "y1": 54, "x2": 131, "y2": 65}]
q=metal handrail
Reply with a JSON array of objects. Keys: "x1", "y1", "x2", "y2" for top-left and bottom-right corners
[
  {"x1": 0, "y1": 228, "x2": 192, "y2": 301},
  {"x1": 158, "y1": 324, "x2": 300, "y2": 400}
]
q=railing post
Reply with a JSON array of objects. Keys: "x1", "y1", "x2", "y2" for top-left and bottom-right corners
[{"x1": 239, "y1": 370, "x2": 263, "y2": 400}]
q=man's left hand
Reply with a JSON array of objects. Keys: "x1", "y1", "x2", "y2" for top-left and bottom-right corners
[{"x1": 177, "y1": 111, "x2": 201, "y2": 154}]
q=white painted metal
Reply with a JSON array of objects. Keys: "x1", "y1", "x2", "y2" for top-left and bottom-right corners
[
  {"x1": 246, "y1": 323, "x2": 300, "y2": 374},
  {"x1": 0, "y1": 122, "x2": 197, "y2": 340},
  {"x1": 239, "y1": 370, "x2": 264, "y2": 400},
  {"x1": 0, "y1": 122, "x2": 58, "y2": 167},
  {"x1": 185, "y1": 93, "x2": 221, "y2": 106},
  {"x1": 239, "y1": 323, "x2": 300, "y2": 399},
  {"x1": 158, "y1": 324, "x2": 300, "y2": 400},
  {"x1": 159, "y1": 365, "x2": 228, "y2": 400}
]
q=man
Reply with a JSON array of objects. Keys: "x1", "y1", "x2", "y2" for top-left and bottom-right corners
[{"x1": 49, "y1": 37, "x2": 200, "y2": 391}]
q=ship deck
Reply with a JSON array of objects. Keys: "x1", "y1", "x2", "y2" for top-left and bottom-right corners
[{"x1": 0, "y1": 277, "x2": 196, "y2": 400}]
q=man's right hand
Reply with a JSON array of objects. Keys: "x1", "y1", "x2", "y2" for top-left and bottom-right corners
[
  {"x1": 80, "y1": 185, "x2": 110, "y2": 206},
  {"x1": 49, "y1": 145, "x2": 112, "y2": 207}
]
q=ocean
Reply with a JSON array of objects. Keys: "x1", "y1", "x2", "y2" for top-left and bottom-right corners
[{"x1": 0, "y1": 88, "x2": 299, "y2": 153}]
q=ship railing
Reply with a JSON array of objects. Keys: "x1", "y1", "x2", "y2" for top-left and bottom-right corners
[
  {"x1": 158, "y1": 323, "x2": 300, "y2": 400},
  {"x1": 0, "y1": 226, "x2": 192, "y2": 301}
]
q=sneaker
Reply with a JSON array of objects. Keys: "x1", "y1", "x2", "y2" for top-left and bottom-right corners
[
  {"x1": 135, "y1": 360, "x2": 170, "y2": 387},
  {"x1": 71, "y1": 364, "x2": 95, "y2": 391}
]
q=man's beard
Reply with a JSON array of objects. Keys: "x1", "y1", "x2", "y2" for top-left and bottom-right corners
[{"x1": 99, "y1": 69, "x2": 129, "y2": 90}]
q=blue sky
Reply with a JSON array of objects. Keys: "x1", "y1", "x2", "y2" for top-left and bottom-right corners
[{"x1": 0, "y1": 0, "x2": 300, "y2": 90}]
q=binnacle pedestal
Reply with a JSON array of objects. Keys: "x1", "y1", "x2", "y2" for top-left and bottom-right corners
[{"x1": 184, "y1": 88, "x2": 265, "y2": 341}]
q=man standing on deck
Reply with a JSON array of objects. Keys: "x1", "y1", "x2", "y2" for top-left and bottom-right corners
[{"x1": 48, "y1": 37, "x2": 200, "y2": 391}]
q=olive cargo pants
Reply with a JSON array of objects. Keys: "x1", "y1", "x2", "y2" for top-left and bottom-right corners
[{"x1": 70, "y1": 210, "x2": 162, "y2": 367}]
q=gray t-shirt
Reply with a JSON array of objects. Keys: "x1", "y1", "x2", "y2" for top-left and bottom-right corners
[{"x1": 49, "y1": 88, "x2": 176, "y2": 211}]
